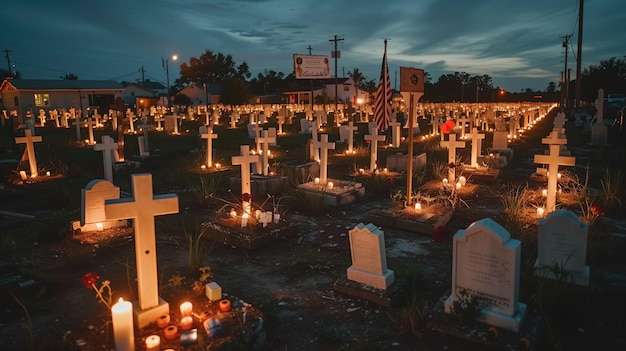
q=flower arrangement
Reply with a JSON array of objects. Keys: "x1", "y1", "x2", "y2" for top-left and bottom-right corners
[{"x1": 81, "y1": 272, "x2": 113, "y2": 310}]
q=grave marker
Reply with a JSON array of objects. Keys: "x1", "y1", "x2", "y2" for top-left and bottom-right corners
[
  {"x1": 347, "y1": 223, "x2": 395, "y2": 290},
  {"x1": 440, "y1": 133, "x2": 465, "y2": 181},
  {"x1": 534, "y1": 131, "x2": 575, "y2": 213},
  {"x1": 201, "y1": 126, "x2": 218, "y2": 168},
  {"x1": 364, "y1": 125, "x2": 385, "y2": 171},
  {"x1": 94, "y1": 135, "x2": 118, "y2": 182},
  {"x1": 15, "y1": 129, "x2": 42, "y2": 177}
]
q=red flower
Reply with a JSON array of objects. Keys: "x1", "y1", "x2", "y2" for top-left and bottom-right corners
[
  {"x1": 82, "y1": 272, "x2": 100, "y2": 288},
  {"x1": 591, "y1": 204, "x2": 605, "y2": 217},
  {"x1": 241, "y1": 193, "x2": 252, "y2": 202}
]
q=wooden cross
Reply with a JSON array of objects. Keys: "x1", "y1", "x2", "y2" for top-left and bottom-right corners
[
  {"x1": 534, "y1": 130, "x2": 575, "y2": 213},
  {"x1": 440, "y1": 133, "x2": 465, "y2": 181},
  {"x1": 104, "y1": 173, "x2": 178, "y2": 326},
  {"x1": 232, "y1": 145, "x2": 260, "y2": 196},
  {"x1": 85, "y1": 117, "x2": 97, "y2": 145},
  {"x1": 346, "y1": 121, "x2": 358, "y2": 153},
  {"x1": 15, "y1": 129, "x2": 42, "y2": 177}
]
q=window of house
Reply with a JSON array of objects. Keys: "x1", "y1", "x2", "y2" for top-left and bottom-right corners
[
  {"x1": 34, "y1": 94, "x2": 50, "y2": 107},
  {"x1": 343, "y1": 85, "x2": 350, "y2": 92}
]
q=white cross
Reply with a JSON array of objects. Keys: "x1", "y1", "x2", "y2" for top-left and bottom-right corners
[
  {"x1": 15, "y1": 129, "x2": 42, "y2": 177},
  {"x1": 317, "y1": 134, "x2": 336, "y2": 184},
  {"x1": 250, "y1": 123, "x2": 263, "y2": 150},
  {"x1": 201, "y1": 126, "x2": 218, "y2": 167},
  {"x1": 467, "y1": 127, "x2": 485, "y2": 168},
  {"x1": 346, "y1": 121, "x2": 358, "y2": 153},
  {"x1": 389, "y1": 117, "x2": 402, "y2": 148},
  {"x1": 104, "y1": 173, "x2": 178, "y2": 325},
  {"x1": 232, "y1": 145, "x2": 260, "y2": 196},
  {"x1": 364, "y1": 125, "x2": 386, "y2": 171},
  {"x1": 440, "y1": 133, "x2": 465, "y2": 181},
  {"x1": 534, "y1": 130, "x2": 575, "y2": 213},
  {"x1": 257, "y1": 130, "x2": 276, "y2": 175},
  {"x1": 94, "y1": 135, "x2": 118, "y2": 182},
  {"x1": 85, "y1": 117, "x2": 97, "y2": 145}
]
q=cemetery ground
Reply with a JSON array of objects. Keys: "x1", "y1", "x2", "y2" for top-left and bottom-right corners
[{"x1": 0, "y1": 111, "x2": 625, "y2": 351}]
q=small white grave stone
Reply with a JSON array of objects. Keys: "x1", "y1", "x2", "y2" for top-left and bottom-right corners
[
  {"x1": 76, "y1": 179, "x2": 127, "y2": 232},
  {"x1": 347, "y1": 223, "x2": 395, "y2": 290},
  {"x1": 535, "y1": 210, "x2": 590, "y2": 286},
  {"x1": 444, "y1": 218, "x2": 526, "y2": 332}
]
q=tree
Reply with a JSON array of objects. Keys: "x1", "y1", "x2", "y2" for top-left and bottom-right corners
[
  {"x1": 219, "y1": 78, "x2": 253, "y2": 105},
  {"x1": 580, "y1": 57, "x2": 626, "y2": 102},
  {"x1": 178, "y1": 50, "x2": 251, "y2": 86}
]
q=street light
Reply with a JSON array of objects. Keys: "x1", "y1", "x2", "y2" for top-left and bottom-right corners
[{"x1": 162, "y1": 54, "x2": 178, "y2": 109}]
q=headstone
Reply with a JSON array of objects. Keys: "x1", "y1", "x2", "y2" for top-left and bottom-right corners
[
  {"x1": 94, "y1": 135, "x2": 118, "y2": 182},
  {"x1": 346, "y1": 223, "x2": 395, "y2": 290},
  {"x1": 15, "y1": 129, "x2": 42, "y2": 177},
  {"x1": 492, "y1": 131, "x2": 508, "y2": 150},
  {"x1": 444, "y1": 218, "x2": 526, "y2": 332},
  {"x1": 231, "y1": 145, "x2": 260, "y2": 197},
  {"x1": 389, "y1": 116, "x2": 402, "y2": 148},
  {"x1": 535, "y1": 210, "x2": 590, "y2": 286},
  {"x1": 300, "y1": 118, "x2": 312, "y2": 134},
  {"x1": 591, "y1": 88, "x2": 607, "y2": 146},
  {"x1": 105, "y1": 173, "x2": 179, "y2": 328},
  {"x1": 78, "y1": 179, "x2": 126, "y2": 231}
]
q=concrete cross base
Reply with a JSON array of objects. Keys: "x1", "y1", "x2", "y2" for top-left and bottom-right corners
[{"x1": 133, "y1": 297, "x2": 169, "y2": 329}]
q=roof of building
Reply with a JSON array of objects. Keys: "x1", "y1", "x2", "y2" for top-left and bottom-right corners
[{"x1": 1, "y1": 79, "x2": 123, "y2": 91}]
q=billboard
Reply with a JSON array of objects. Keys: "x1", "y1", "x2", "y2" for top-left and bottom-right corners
[
  {"x1": 399, "y1": 67, "x2": 424, "y2": 93},
  {"x1": 293, "y1": 54, "x2": 331, "y2": 79}
]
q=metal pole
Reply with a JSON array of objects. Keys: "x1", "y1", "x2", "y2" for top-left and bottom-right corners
[{"x1": 406, "y1": 93, "x2": 415, "y2": 206}]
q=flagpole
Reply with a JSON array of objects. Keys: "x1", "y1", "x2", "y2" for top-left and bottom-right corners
[{"x1": 406, "y1": 93, "x2": 415, "y2": 206}]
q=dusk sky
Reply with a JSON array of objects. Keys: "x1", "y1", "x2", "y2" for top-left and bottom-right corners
[{"x1": 2, "y1": 0, "x2": 624, "y2": 92}]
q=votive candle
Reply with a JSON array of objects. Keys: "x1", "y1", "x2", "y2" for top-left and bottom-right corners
[
  {"x1": 112, "y1": 298, "x2": 134, "y2": 351},
  {"x1": 145, "y1": 335, "x2": 160, "y2": 351},
  {"x1": 180, "y1": 316, "x2": 193, "y2": 331},
  {"x1": 180, "y1": 302, "x2": 192, "y2": 317}
]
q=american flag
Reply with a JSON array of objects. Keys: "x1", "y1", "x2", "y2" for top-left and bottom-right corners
[{"x1": 374, "y1": 40, "x2": 392, "y2": 131}]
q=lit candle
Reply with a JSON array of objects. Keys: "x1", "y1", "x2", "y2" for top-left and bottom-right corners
[
  {"x1": 157, "y1": 314, "x2": 170, "y2": 328},
  {"x1": 180, "y1": 302, "x2": 193, "y2": 317},
  {"x1": 180, "y1": 316, "x2": 193, "y2": 331},
  {"x1": 414, "y1": 203, "x2": 422, "y2": 212},
  {"x1": 241, "y1": 213, "x2": 249, "y2": 227},
  {"x1": 230, "y1": 209, "x2": 237, "y2": 218},
  {"x1": 541, "y1": 189, "x2": 548, "y2": 197},
  {"x1": 327, "y1": 182, "x2": 334, "y2": 190},
  {"x1": 46, "y1": 171, "x2": 51, "y2": 176},
  {"x1": 19, "y1": 171, "x2": 27, "y2": 180},
  {"x1": 112, "y1": 298, "x2": 134, "y2": 351},
  {"x1": 145, "y1": 335, "x2": 160, "y2": 351},
  {"x1": 537, "y1": 207, "x2": 545, "y2": 218},
  {"x1": 455, "y1": 181, "x2": 462, "y2": 190},
  {"x1": 458, "y1": 176, "x2": 466, "y2": 187},
  {"x1": 314, "y1": 177, "x2": 320, "y2": 184},
  {"x1": 442, "y1": 178, "x2": 448, "y2": 186},
  {"x1": 215, "y1": 163, "x2": 221, "y2": 169},
  {"x1": 96, "y1": 223, "x2": 103, "y2": 231},
  {"x1": 201, "y1": 164, "x2": 206, "y2": 170}
]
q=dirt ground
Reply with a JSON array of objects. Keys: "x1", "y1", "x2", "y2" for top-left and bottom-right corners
[{"x1": 1, "y1": 124, "x2": 626, "y2": 351}]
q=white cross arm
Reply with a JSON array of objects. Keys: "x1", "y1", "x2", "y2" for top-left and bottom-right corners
[{"x1": 534, "y1": 154, "x2": 576, "y2": 167}]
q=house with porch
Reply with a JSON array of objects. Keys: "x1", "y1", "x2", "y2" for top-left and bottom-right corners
[
  {"x1": 175, "y1": 82, "x2": 220, "y2": 106},
  {"x1": 282, "y1": 77, "x2": 366, "y2": 106},
  {"x1": 0, "y1": 78, "x2": 124, "y2": 123}
]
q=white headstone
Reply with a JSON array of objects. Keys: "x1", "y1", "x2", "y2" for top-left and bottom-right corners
[
  {"x1": 80, "y1": 179, "x2": 125, "y2": 231},
  {"x1": 347, "y1": 223, "x2": 395, "y2": 290},
  {"x1": 444, "y1": 218, "x2": 526, "y2": 332},
  {"x1": 536, "y1": 210, "x2": 590, "y2": 286},
  {"x1": 105, "y1": 173, "x2": 179, "y2": 328},
  {"x1": 492, "y1": 130, "x2": 508, "y2": 150}
]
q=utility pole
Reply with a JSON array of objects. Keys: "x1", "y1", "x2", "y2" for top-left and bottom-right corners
[
  {"x1": 140, "y1": 66, "x2": 146, "y2": 83},
  {"x1": 306, "y1": 45, "x2": 312, "y2": 55},
  {"x1": 329, "y1": 35, "x2": 344, "y2": 112},
  {"x1": 560, "y1": 34, "x2": 571, "y2": 109},
  {"x1": 575, "y1": 0, "x2": 583, "y2": 107},
  {"x1": 3, "y1": 48, "x2": 12, "y2": 76}
]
